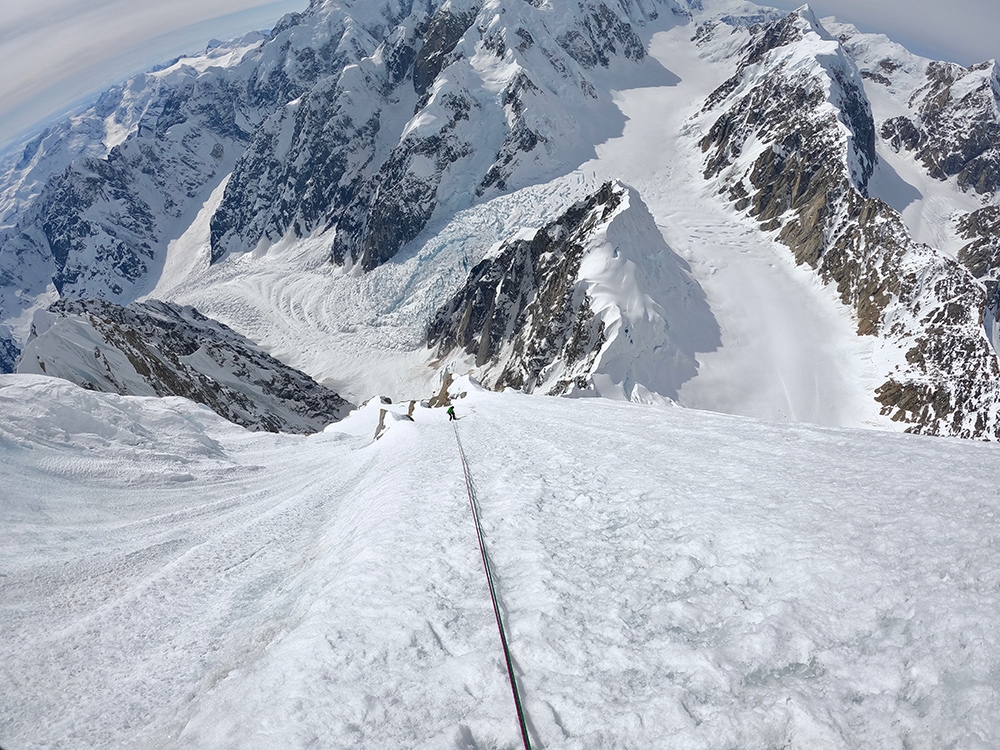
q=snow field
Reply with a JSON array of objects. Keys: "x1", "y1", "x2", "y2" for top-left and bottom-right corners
[
  {"x1": 459, "y1": 384, "x2": 1000, "y2": 748},
  {"x1": 3, "y1": 374, "x2": 1000, "y2": 748}
]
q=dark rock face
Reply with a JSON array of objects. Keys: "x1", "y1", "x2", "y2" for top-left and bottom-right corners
[
  {"x1": 881, "y1": 116, "x2": 923, "y2": 152},
  {"x1": 413, "y1": 8, "x2": 479, "y2": 98},
  {"x1": 556, "y1": 2, "x2": 646, "y2": 68},
  {"x1": 879, "y1": 61, "x2": 1000, "y2": 195},
  {"x1": 40, "y1": 154, "x2": 157, "y2": 296},
  {"x1": 428, "y1": 184, "x2": 626, "y2": 394},
  {"x1": 209, "y1": 4, "x2": 489, "y2": 270},
  {"x1": 0, "y1": 326, "x2": 18, "y2": 373},
  {"x1": 209, "y1": 64, "x2": 388, "y2": 265},
  {"x1": 22, "y1": 298, "x2": 352, "y2": 433},
  {"x1": 700, "y1": 10, "x2": 1000, "y2": 438},
  {"x1": 326, "y1": 12, "x2": 481, "y2": 272},
  {"x1": 958, "y1": 206, "x2": 1000, "y2": 286},
  {"x1": 701, "y1": 11, "x2": 875, "y2": 266}
]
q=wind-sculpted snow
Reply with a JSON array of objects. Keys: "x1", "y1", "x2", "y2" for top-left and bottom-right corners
[
  {"x1": 428, "y1": 181, "x2": 720, "y2": 401},
  {"x1": 697, "y1": 9, "x2": 1000, "y2": 438},
  {"x1": 3, "y1": 376, "x2": 1000, "y2": 748},
  {"x1": 17, "y1": 298, "x2": 352, "y2": 433}
]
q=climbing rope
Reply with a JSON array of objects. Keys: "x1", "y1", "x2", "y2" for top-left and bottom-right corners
[{"x1": 452, "y1": 421, "x2": 533, "y2": 750}]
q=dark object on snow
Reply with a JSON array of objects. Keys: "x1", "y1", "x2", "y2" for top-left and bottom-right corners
[
  {"x1": 430, "y1": 371, "x2": 454, "y2": 407},
  {"x1": 447, "y1": 405, "x2": 456, "y2": 421}
]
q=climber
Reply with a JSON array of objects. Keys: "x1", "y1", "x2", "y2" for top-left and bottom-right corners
[{"x1": 447, "y1": 405, "x2": 457, "y2": 421}]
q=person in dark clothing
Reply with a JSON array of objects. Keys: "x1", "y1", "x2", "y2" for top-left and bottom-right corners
[{"x1": 447, "y1": 405, "x2": 456, "y2": 421}]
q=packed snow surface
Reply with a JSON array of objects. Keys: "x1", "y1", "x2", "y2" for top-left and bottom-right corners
[{"x1": 3, "y1": 374, "x2": 999, "y2": 749}]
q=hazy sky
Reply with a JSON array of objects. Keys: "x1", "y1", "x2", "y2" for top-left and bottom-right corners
[
  {"x1": 767, "y1": 0, "x2": 999, "y2": 66},
  {"x1": 0, "y1": 0, "x2": 996, "y2": 151},
  {"x1": 0, "y1": 0, "x2": 304, "y2": 149}
]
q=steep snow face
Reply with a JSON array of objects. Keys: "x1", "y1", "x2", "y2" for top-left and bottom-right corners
[
  {"x1": 695, "y1": 9, "x2": 1000, "y2": 438},
  {"x1": 428, "y1": 181, "x2": 720, "y2": 402},
  {"x1": 3, "y1": 375, "x2": 1000, "y2": 748},
  {"x1": 18, "y1": 298, "x2": 352, "y2": 433}
]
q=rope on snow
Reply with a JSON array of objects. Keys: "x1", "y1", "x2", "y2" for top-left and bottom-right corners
[{"x1": 452, "y1": 421, "x2": 533, "y2": 750}]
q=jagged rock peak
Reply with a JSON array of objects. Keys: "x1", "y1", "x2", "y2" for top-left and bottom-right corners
[
  {"x1": 210, "y1": 0, "x2": 684, "y2": 273},
  {"x1": 428, "y1": 180, "x2": 718, "y2": 401},
  {"x1": 702, "y1": 6, "x2": 875, "y2": 198},
  {"x1": 834, "y1": 21, "x2": 1000, "y2": 197}
]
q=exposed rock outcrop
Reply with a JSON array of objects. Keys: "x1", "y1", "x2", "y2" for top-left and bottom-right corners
[
  {"x1": 880, "y1": 61, "x2": 1000, "y2": 195},
  {"x1": 958, "y1": 206, "x2": 1000, "y2": 285},
  {"x1": 699, "y1": 9, "x2": 1000, "y2": 438},
  {"x1": 18, "y1": 298, "x2": 352, "y2": 433},
  {"x1": 428, "y1": 181, "x2": 719, "y2": 401}
]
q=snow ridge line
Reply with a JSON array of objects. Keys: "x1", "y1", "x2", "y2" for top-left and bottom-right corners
[{"x1": 452, "y1": 421, "x2": 533, "y2": 750}]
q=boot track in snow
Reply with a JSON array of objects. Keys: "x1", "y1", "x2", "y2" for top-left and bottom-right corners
[{"x1": 453, "y1": 421, "x2": 533, "y2": 750}]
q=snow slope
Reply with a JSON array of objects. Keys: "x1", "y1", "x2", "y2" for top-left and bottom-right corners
[{"x1": 3, "y1": 374, "x2": 1000, "y2": 748}]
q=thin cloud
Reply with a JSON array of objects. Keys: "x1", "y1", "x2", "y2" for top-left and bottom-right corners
[
  {"x1": 767, "y1": 0, "x2": 999, "y2": 65},
  {"x1": 0, "y1": 0, "x2": 305, "y2": 150}
]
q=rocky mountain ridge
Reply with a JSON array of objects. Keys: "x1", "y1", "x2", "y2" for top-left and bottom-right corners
[
  {"x1": 18, "y1": 298, "x2": 352, "y2": 433},
  {"x1": 211, "y1": 0, "x2": 689, "y2": 271},
  {"x1": 695, "y1": 7, "x2": 1000, "y2": 437},
  {"x1": 428, "y1": 180, "x2": 719, "y2": 401},
  {"x1": 0, "y1": 2, "x2": 424, "y2": 359}
]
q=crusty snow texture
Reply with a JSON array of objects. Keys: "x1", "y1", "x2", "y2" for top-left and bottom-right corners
[{"x1": 2, "y1": 375, "x2": 999, "y2": 749}]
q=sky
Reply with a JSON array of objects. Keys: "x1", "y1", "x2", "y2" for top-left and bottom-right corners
[
  {"x1": 0, "y1": 0, "x2": 996, "y2": 151},
  {"x1": 0, "y1": 0, "x2": 305, "y2": 150},
  {"x1": 766, "y1": 0, "x2": 998, "y2": 66}
]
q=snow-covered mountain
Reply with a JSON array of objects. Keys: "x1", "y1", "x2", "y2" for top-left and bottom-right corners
[
  {"x1": 211, "y1": 0, "x2": 679, "y2": 271},
  {"x1": 0, "y1": 0, "x2": 998, "y2": 438},
  {"x1": 5, "y1": 3, "x2": 1000, "y2": 747},
  {"x1": 428, "y1": 180, "x2": 719, "y2": 401},
  {"x1": 694, "y1": 8, "x2": 1000, "y2": 437}
]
